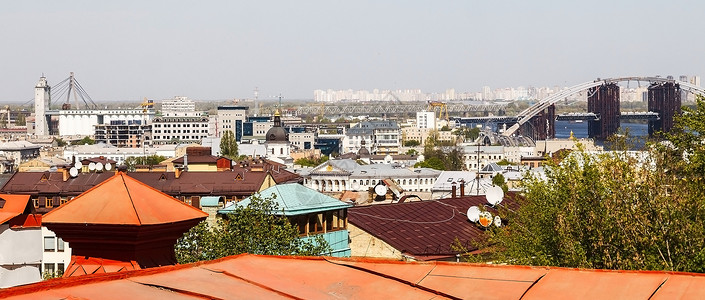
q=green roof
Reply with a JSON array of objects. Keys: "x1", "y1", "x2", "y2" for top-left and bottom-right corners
[{"x1": 218, "y1": 183, "x2": 351, "y2": 216}]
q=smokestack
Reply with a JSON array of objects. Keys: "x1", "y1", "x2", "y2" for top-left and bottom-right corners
[{"x1": 451, "y1": 182, "x2": 457, "y2": 198}]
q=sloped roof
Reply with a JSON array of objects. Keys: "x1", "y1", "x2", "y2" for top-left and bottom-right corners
[
  {"x1": 5, "y1": 254, "x2": 705, "y2": 299},
  {"x1": 42, "y1": 172, "x2": 207, "y2": 225},
  {"x1": 348, "y1": 195, "x2": 512, "y2": 259},
  {"x1": 481, "y1": 162, "x2": 504, "y2": 172},
  {"x1": 219, "y1": 183, "x2": 351, "y2": 215},
  {"x1": 0, "y1": 194, "x2": 32, "y2": 224},
  {"x1": 432, "y1": 171, "x2": 476, "y2": 191}
]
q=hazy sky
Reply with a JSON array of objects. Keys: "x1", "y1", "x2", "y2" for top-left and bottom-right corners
[{"x1": 2, "y1": 0, "x2": 704, "y2": 102}]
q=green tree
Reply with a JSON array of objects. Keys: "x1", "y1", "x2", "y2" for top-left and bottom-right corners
[
  {"x1": 55, "y1": 138, "x2": 68, "y2": 147},
  {"x1": 460, "y1": 96, "x2": 705, "y2": 272},
  {"x1": 405, "y1": 149, "x2": 418, "y2": 156},
  {"x1": 220, "y1": 130, "x2": 239, "y2": 159},
  {"x1": 124, "y1": 155, "x2": 166, "y2": 172},
  {"x1": 15, "y1": 113, "x2": 26, "y2": 126},
  {"x1": 176, "y1": 194, "x2": 330, "y2": 263},
  {"x1": 295, "y1": 155, "x2": 329, "y2": 167},
  {"x1": 403, "y1": 140, "x2": 421, "y2": 147},
  {"x1": 414, "y1": 156, "x2": 446, "y2": 170},
  {"x1": 71, "y1": 136, "x2": 95, "y2": 145}
]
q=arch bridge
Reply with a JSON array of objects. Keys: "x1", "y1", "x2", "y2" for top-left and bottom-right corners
[{"x1": 502, "y1": 77, "x2": 705, "y2": 138}]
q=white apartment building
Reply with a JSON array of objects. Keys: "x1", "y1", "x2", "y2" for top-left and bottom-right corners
[
  {"x1": 216, "y1": 106, "x2": 248, "y2": 139},
  {"x1": 344, "y1": 120, "x2": 401, "y2": 155},
  {"x1": 151, "y1": 116, "x2": 210, "y2": 145},
  {"x1": 41, "y1": 227, "x2": 71, "y2": 278},
  {"x1": 416, "y1": 111, "x2": 435, "y2": 130},
  {"x1": 161, "y1": 96, "x2": 196, "y2": 112},
  {"x1": 304, "y1": 159, "x2": 440, "y2": 193},
  {"x1": 461, "y1": 144, "x2": 505, "y2": 171}
]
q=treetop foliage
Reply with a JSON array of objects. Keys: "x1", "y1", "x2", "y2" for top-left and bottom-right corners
[
  {"x1": 461, "y1": 96, "x2": 705, "y2": 273},
  {"x1": 176, "y1": 194, "x2": 330, "y2": 264}
]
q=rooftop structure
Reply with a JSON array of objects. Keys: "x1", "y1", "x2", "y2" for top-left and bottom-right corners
[
  {"x1": 219, "y1": 183, "x2": 352, "y2": 257},
  {"x1": 0, "y1": 195, "x2": 43, "y2": 287},
  {"x1": 42, "y1": 172, "x2": 207, "y2": 277}
]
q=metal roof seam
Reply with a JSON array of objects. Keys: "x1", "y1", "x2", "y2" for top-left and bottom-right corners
[
  {"x1": 519, "y1": 273, "x2": 547, "y2": 300},
  {"x1": 648, "y1": 277, "x2": 670, "y2": 299},
  {"x1": 200, "y1": 266, "x2": 304, "y2": 300},
  {"x1": 127, "y1": 279, "x2": 220, "y2": 299},
  {"x1": 321, "y1": 257, "x2": 462, "y2": 300}
]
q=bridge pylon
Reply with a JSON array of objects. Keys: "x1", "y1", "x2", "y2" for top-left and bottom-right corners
[
  {"x1": 648, "y1": 82, "x2": 681, "y2": 136},
  {"x1": 587, "y1": 83, "x2": 620, "y2": 140}
]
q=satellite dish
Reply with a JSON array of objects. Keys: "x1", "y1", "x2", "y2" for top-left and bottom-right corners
[
  {"x1": 467, "y1": 206, "x2": 481, "y2": 222},
  {"x1": 96, "y1": 162, "x2": 104, "y2": 172},
  {"x1": 374, "y1": 184, "x2": 388, "y2": 196},
  {"x1": 486, "y1": 185, "x2": 504, "y2": 206},
  {"x1": 69, "y1": 167, "x2": 79, "y2": 178},
  {"x1": 494, "y1": 215, "x2": 502, "y2": 227},
  {"x1": 74, "y1": 161, "x2": 82, "y2": 170},
  {"x1": 88, "y1": 162, "x2": 96, "y2": 171},
  {"x1": 478, "y1": 211, "x2": 493, "y2": 228},
  {"x1": 105, "y1": 163, "x2": 112, "y2": 171}
]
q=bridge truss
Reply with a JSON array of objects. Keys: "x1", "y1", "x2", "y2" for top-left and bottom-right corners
[
  {"x1": 502, "y1": 77, "x2": 705, "y2": 136},
  {"x1": 260, "y1": 102, "x2": 507, "y2": 116}
]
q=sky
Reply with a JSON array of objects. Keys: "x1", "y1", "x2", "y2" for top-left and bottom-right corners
[{"x1": 2, "y1": 0, "x2": 704, "y2": 103}]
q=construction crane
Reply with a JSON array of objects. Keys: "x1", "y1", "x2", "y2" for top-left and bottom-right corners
[{"x1": 427, "y1": 101, "x2": 449, "y2": 121}]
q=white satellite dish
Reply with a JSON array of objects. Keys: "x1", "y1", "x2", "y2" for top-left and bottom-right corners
[
  {"x1": 88, "y1": 162, "x2": 96, "y2": 171},
  {"x1": 96, "y1": 162, "x2": 104, "y2": 172},
  {"x1": 478, "y1": 211, "x2": 493, "y2": 228},
  {"x1": 494, "y1": 215, "x2": 502, "y2": 227},
  {"x1": 467, "y1": 206, "x2": 481, "y2": 222},
  {"x1": 69, "y1": 167, "x2": 79, "y2": 178},
  {"x1": 374, "y1": 184, "x2": 388, "y2": 196},
  {"x1": 105, "y1": 163, "x2": 112, "y2": 171},
  {"x1": 74, "y1": 161, "x2": 82, "y2": 170},
  {"x1": 486, "y1": 185, "x2": 504, "y2": 206}
]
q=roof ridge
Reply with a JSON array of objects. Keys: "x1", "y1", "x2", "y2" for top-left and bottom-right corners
[{"x1": 120, "y1": 173, "x2": 143, "y2": 225}]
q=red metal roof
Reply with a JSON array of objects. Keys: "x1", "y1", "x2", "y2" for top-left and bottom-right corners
[
  {"x1": 348, "y1": 195, "x2": 514, "y2": 260},
  {"x1": 0, "y1": 194, "x2": 32, "y2": 224},
  {"x1": 42, "y1": 172, "x2": 207, "y2": 225},
  {"x1": 4, "y1": 255, "x2": 705, "y2": 299}
]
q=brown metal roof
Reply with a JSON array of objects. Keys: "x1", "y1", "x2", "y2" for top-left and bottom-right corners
[{"x1": 348, "y1": 195, "x2": 514, "y2": 260}]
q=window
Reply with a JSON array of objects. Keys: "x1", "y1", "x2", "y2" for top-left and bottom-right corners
[
  {"x1": 57, "y1": 263, "x2": 65, "y2": 276},
  {"x1": 44, "y1": 263, "x2": 55, "y2": 275},
  {"x1": 44, "y1": 237, "x2": 56, "y2": 251},
  {"x1": 57, "y1": 237, "x2": 65, "y2": 252}
]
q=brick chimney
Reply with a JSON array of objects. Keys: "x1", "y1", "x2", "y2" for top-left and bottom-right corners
[
  {"x1": 459, "y1": 179, "x2": 465, "y2": 197},
  {"x1": 451, "y1": 182, "x2": 457, "y2": 198}
]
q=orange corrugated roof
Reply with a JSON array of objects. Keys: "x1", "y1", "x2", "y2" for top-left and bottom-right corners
[
  {"x1": 42, "y1": 172, "x2": 207, "y2": 225},
  {"x1": 5, "y1": 255, "x2": 705, "y2": 299},
  {"x1": 0, "y1": 194, "x2": 31, "y2": 224}
]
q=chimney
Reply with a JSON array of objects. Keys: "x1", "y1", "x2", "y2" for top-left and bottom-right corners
[
  {"x1": 451, "y1": 182, "x2": 457, "y2": 198},
  {"x1": 175, "y1": 167, "x2": 182, "y2": 179},
  {"x1": 183, "y1": 153, "x2": 188, "y2": 171},
  {"x1": 459, "y1": 179, "x2": 465, "y2": 197},
  {"x1": 61, "y1": 168, "x2": 69, "y2": 182}
]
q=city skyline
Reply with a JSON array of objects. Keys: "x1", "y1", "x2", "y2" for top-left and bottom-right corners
[{"x1": 2, "y1": 1, "x2": 704, "y2": 103}]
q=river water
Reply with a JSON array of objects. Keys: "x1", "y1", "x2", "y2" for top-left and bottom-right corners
[{"x1": 554, "y1": 120, "x2": 649, "y2": 139}]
